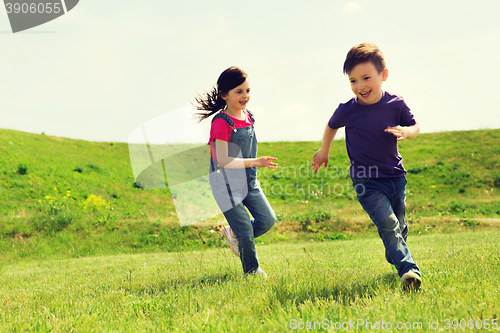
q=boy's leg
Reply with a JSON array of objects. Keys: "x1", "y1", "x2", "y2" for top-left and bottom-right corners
[
  {"x1": 391, "y1": 177, "x2": 408, "y2": 243},
  {"x1": 243, "y1": 183, "x2": 277, "y2": 239},
  {"x1": 386, "y1": 177, "x2": 408, "y2": 265},
  {"x1": 352, "y1": 178, "x2": 420, "y2": 277}
]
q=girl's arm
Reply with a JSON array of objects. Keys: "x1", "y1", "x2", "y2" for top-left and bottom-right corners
[
  {"x1": 312, "y1": 125, "x2": 338, "y2": 173},
  {"x1": 215, "y1": 139, "x2": 278, "y2": 169},
  {"x1": 384, "y1": 123, "x2": 420, "y2": 141}
]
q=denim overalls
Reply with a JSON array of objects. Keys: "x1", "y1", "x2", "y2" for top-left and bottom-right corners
[{"x1": 209, "y1": 111, "x2": 276, "y2": 274}]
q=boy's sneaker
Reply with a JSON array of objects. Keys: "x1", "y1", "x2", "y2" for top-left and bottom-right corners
[
  {"x1": 222, "y1": 225, "x2": 240, "y2": 257},
  {"x1": 401, "y1": 271, "x2": 421, "y2": 291},
  {"x1": 255, "y1": 267, "x2": 267, "y2": 279}
]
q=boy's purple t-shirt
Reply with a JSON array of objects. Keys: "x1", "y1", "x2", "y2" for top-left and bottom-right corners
[{"x1": 328, "y1": 91, "x2": 416, "y2": 178}]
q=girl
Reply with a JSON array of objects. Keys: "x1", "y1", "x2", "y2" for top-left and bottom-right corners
[{"x1": 194, "y1": 67, "x2": 277, "y2": 277}]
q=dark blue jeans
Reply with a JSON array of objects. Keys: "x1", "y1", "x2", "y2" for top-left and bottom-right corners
[{"x1": 352, "y1": 177, "x2": 420, "y2": 277}]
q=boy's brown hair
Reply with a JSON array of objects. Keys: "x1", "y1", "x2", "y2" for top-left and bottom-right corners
[{"x1": 343, "y1": 42, "x2": 386, "y2": 75}]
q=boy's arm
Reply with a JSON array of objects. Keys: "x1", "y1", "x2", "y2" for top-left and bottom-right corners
[
  {"x1": 385, "y1": 123, "x2": 420, "y2": 141},
  {"x1": 312, "y1": 125, "x2": 338, "y2": 173},
  {"x1": 215, "y1": 139, "x2": 278, "y2": 169}
]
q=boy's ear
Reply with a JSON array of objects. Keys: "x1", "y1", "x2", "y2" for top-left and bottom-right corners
[{"x1": 382, "y1": 68, "x2": 389, "y2": 81}]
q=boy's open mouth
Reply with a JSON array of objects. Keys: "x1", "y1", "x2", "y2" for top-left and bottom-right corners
[{"x1": 360, "y1": 91, "x2": 371, "y2": 98}]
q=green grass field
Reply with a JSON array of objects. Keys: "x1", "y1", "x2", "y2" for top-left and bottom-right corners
[
  {"x1": 1, "y1": 128, "x2": 500, "y2": 331},
  {"x1": 1, "y1": 231, "x2": 499, "y2": 332},
  {"x1": 1, "y1": 128, "x2": 499, "y2": 262}
]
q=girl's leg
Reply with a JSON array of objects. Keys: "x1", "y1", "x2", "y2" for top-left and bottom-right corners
[
  {"x1": 222, "y1": 184, "x2": 276, "y2": 274},
  {"x1": 243, "y1": 184, "x2": 276, "y2": 238},
  {"x1": 222, "y1": 203, "x2": 259, "y2": 274}
]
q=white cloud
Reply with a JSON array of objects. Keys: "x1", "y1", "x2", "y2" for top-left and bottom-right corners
[
  {"x1": 344, "y1": 2, "x2": 363, "y2": 13},
  {"x1": 2, "y1": 0, "x2": 500, "y2": 143}
]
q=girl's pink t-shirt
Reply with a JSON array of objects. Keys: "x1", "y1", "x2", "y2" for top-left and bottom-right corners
[{"x1": 208, "y1": 110, "x2": 254, "y2": 161}]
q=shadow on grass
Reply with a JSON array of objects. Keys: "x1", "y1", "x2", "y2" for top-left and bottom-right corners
[
  {"x1": 271, "y1": 272, "x2": 399, "y2": 307},
  {"x1": 129, "y1": 272, "x2": 239, "y2": 296}
]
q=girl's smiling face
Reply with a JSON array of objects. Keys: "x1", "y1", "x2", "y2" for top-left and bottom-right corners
[
  {"x1": 221, "y1": 79, "x2": 250, "y2": 112},
  {"x1": 348, "y1": 62, "x2": 388, "y2": 105}
]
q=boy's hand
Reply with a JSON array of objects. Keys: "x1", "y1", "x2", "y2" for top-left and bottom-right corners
[
  {"x1": 312, "y1": 149, "x2": 329, "y2": 173},
  {"x1": 252, "y1": 156, "x2": 278, "y2": 168},
  {"x1": 385, "y1": 123, "x2": 420, "y2": 141},
  {"x1": 385, "y1": 126, "x2": 408, "y2": 141}
]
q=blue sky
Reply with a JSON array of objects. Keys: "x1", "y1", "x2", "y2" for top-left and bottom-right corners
[{"x1": 1, "y1": 0, "x2": 499, "y2": 143}]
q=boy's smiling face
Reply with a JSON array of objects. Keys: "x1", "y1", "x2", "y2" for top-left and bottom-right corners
[{"x1": 348, "y1": 61, "x2": 388, "y2": 105}]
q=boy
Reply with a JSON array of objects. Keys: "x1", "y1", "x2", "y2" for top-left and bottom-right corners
[{"x1": 312, "y1": 42, "x2": 421, "y2": 290}]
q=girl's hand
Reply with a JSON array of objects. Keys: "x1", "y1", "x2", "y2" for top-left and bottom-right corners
[
  {"x1": 253, "y1": 156, "x2": 278, "y2": 168},
  {"x1": 312, "y1": 149, "x2": 329, "y2": 173},
  {"x1": 385, "y1": 126, "x2": 408, "y2": 141}
]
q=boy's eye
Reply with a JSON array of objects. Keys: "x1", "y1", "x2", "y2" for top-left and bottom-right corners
[
  {"x1": 364, "y1": 77, "x2": 371, "y2": 80},
  {"x1": 350, "y1": 80, "x2": 356, "y2": 84}
]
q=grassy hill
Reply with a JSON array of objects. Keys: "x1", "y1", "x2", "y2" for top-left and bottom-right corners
[{"x1": 1, "y1": 128, "x2": 499, "y2": 262}]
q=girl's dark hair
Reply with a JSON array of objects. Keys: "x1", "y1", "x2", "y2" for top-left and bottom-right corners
[{"x1": 194, "y1": 66, "x2": 248, "y2": 121}]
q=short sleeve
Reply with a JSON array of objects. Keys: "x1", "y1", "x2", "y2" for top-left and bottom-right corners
[
  {"x1": 399, "y1": 99, "x2": 416, "y2": 127},
  {"x1": 328, "y1": 104, "x2": 345, "y2": 129},
  {"x1": 210, "y1": 118, "x2": 231, "y2": 142}
]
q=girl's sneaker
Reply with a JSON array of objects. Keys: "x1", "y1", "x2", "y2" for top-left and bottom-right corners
[{"x1": 222, "y1": 225, "x2": 240, "y2": 257}]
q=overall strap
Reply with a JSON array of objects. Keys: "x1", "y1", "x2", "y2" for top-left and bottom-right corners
[
  {"x1": 209, "y1": 113, "x2": 236, "y2": 208},
  {"x1": 247, "y1": 110, "x2": 255, "y2": 123},
  {"x1": 212, "y1": 110, "x2": 255, "y2": 125},
  {"x1": 212, "y1": 112, "x2": 234, "y2": 127}
]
